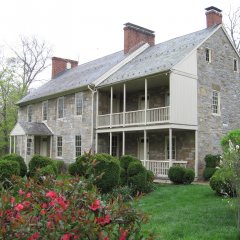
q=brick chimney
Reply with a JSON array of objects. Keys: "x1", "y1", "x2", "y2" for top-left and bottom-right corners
[
  {"x1": 124, "y1": 23, "x2": 155, "y2": 54},
  {"x1": 52, "y1": 57, "x2": 78, "y2": 79},
  {"x1": 205, "y1": 6, "x2": 222, "y2": 28}
]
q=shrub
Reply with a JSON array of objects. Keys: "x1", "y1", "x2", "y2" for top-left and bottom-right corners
[
  {"x1": 146, "y1": 170, "x2": 155, "y2": 182},
  {"x1": 94, "y1": 153, "x2": 120, "y2": 193},
  {"x1": 204, "y1": 154, "x2": 220, "y2": 168},
  {"x1": 68, "y1": 162, "x2": 79, "y2": 176},
  {"x1": 0, "y1": 160, "x2": 20, "y2": 187},
  {"x1": 210, "y1": 168, "x2": 236, "y2": 197},
  {"x1": 221, "y1": 129, "x2": 240, "y2": 152},
  {"x1": 129, "y1": 171, "x2": 147, "y2": 194},
  {"x1": 52, "y1": 159, "x2": 66, "y2": 174},
  {"x1": 128, "y1": 161, "x2": 145, "y2": 177},
  {"x1": 75, "y1": 153, "x2": 94, "y2": 177},
  {"x1": 183, "y1": 168, "x2": 195, "y2": 184},
  {"x1": 120, "y1": 155, "x2": 140, "y2": 170},
  {"x1": 2, "y1": 153, "x2": 27, "y2": 177},
  {"x1": 203, "y1": 167, "x2": 217, "y2": 181},
  {"x1": 28, "y1": 155, "x2": 57, "y2": 177}
]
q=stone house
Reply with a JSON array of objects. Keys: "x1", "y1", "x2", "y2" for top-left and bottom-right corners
[{"x1": 10, "y1": 6, "x2": 240, "y2": 178}]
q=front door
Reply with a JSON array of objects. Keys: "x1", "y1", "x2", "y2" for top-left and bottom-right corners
[
  {"x1": 138, "y1": 137, "x2": 149, "y2": 160},
  {"x1": 40, "y1": 137, "x2": 48, "y2": 156}
]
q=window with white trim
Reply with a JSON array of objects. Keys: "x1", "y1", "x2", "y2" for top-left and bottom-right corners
[
  {"x1": 234, "y1": 59, "x2": 238, "y2": 72},
  {"x1": 75, "y1": 135, "x2": 81, "y2": 157},
  {"x1": 75, "y1": 93, "x2": 83, "y2": 115},
  {"x1": 27, "y1": 105, "x2": 33, "y2": 122},
  {"x1": 212, "y1": 90, "x2": 220, "y2": 115},
  {"x1": 27, "y1": 138, "x2": 32, "y2": 155},
  {"x1": 165, "y1": 136, "x2": 176, "y2": 160},
  {"x1": 57, "y1": 97, "x2": 64, "y2": 118},
  {"x1": 42, "y1": 101, "x2": 48, "y2": 121},
  {"x1": 205, "y1": 48, "x2": 211, "y2": 63},
  {"x1": 57, "y1": 136, "x2": 63, "y2": 157}
]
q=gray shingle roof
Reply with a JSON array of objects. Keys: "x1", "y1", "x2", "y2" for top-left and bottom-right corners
[
  {"x1": 18, "y1": 25, "x2": 218, "y2": 105},
  {"x1": 19, "y1": 122, "x2": 53, "y2": 135}
]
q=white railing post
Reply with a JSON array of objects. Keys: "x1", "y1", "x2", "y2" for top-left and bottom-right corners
[
  {"x1": 145, "y1": 78, "x2": 147, "y2": 125},
  {"x1": 122, "y1": 131, "x2": 125, "y2": 155},
  {"x1": 123, "y1": 83, "x2": 126, "y2": 127},
  {"x1": 9, "y1": 136, "x2": 12, "y2": 154},
  {"x1": 96, "y1": 90, "x2": 99, "y2": 128},
  {"x1": 50, "y1": 136, "x2": 52, "y2": 158},
  {"x1": 144, "y1": 130, "x2": 147, "y2": 167},
  {"x1": 109, "y1": 132, "x2": 112, "y2": 155},
  {"x1": 195, "y1": 130, "x2": 198, "y2": 178},
  {"x1": 169, "y1": 128, "x2": 173, "y2": 167},
  {"x1": 13, "y1": 136, "x2": 16, "y2": 153},
  {"x1": 110, "y1": 87, "x2": 113, "y2": 128}
]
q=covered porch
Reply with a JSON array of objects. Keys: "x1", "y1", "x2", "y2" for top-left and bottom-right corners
[
  {"x1": 10, "y1": 122, "x2": 53, "y2": 164},
  {"x1": 96, "y1": 128, "x2": 198, "y2": 178}
]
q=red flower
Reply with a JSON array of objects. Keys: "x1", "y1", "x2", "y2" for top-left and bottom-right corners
[
  {"x1": 47, "y1": 221, "x2": 52, "y2": 229},
  {"x1": 104, "y1": 237, "x2": 109, "y2": 240},
  {"x1": 90, "y1": 199, "x2": 101, "y2": 211},
  {"x1": 10, "y1": 197, "x2": 15, "y2": 203},
  {"x1": 22, "y1": 201, "x2": 30, "y2": 208},
  {"x1": 40, "y1": 209, "x2": 47, "y2": 215},
  {"x1": 96, "y1": 214, "x2": 111, "y2": 226},
  {"x1": 42, "y1": 203, "x2": 48, "y2": 209},
  {"x1": 27, "y1": 192, "x2": 32, "y2": 198},
  {"x1": 28, "y1": 232, "x2": 40, "y2": 240},
  {"x1": 46, "y1": 191, "x2": 58, "y2": 199},
  {"x1": 56, "y1": 196, "x2": 68, "y2": 210},
  {"x1": 61, "y1": 233, "x2": 72, "y2": 240},
  {"x1": 19, "y1": 189, "x2": 25, "y2": 195},
  {"x1": 14, "y1": 203, "x2": 24, "y2": 212},
  {"x1": 119, "y1": 228, "x2": 128, "y2": 240}
]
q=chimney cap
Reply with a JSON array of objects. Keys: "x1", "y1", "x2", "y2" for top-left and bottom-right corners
[
  {"x1": 205, "y1": 6, "x2": 222, "y2": 13},
  {"x1": 124, "y1": 22, "x2": 155, "y2": 36}
]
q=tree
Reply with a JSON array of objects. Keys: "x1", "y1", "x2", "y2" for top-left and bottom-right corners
[
  {"x1": 10, "y1": 36, "x2": 51, "y2": 96},
  {"x1": 225, "y1": 6, "x2": 240, "y2": 52}
]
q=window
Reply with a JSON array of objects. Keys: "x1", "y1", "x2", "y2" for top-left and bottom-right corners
[
  {"x1": 42, "y1": 101, "x2": 48, "y2": 121},
  {"x1": 57, "y1": 136, "x2": 63, "y2": 157},
  {"x1": 27, "y1": 138, "x2": 32, "y2": 155},
  {"x1": 112, "y1": 135, "x2": 118, "y2": 157},
  {"x1": 165, "y1": 136, "x2": 176, "y2": 160},
  {"x1": 75, "y1": 93, "x2": 83, "y2": 115},
  {"x1": 212, "y1": 90, "x2": 220, "y2": 115},
  {"x1": 234, "y1": 59, "x2": 238, "y2": 72},
  {"x1": 75, "y1": 135, "x2": 81, "y2": 157},
  {"x1": 205, "y1": 48, "x2": 211, "y2": 63},
  {"x1": 57, "y1": 97, "x2": 64, "y2": 118},
  {"x1": 27, "y1": 105, "x2": 33, "y2": 122}
]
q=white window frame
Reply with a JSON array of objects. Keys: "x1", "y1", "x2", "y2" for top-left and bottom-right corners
[
  {"x1": 212, "y1": 90, "x2": 220, "y2": 115},
  {"x1": 42, "y1": 101, "x2": 48, "y2": 121},
  {"x1": 75, "y1": 135, "x2": 82, "y2": 157},
  {"x1": 56, "y1": 136, "x2": 63, "y2": 158},
  {"x1": 165, "y1": 136, "x2": 176, "y2": 160},
  {"x1": 57, "y1": 97, "x2": 64, "y2": 119},
  {"x1": 75, "y1": 93, "x2": 83, "y2": 116},
  {"x1": 233, "y1": 58, "x2": 238, "y2": 72},
  {"x1": 27, "y1": 105, "x2": 33, "y2": 122},
  {"x1": 205, "y1": 48, "x2": 212, "y2": 63}
]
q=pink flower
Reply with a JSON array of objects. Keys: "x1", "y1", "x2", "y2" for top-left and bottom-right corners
[
  {"x1": 28, "y1": 232, "x2": 40, "y2": 240},
  {"x1": 10, "y1": 197, "x2": 15, "y2": 203},
  {"x1": 19, "y1": 189, "x2": 25, "y2": 195},
  {"x1": 61, "y1": 233, "x2": 72, "y2": 240},
  {"x1": 96, "y1": 214, "x2": 111, "y2": 226},
  {"x1": 104, "y1": 237, "x2": 109, "y2": 240},
  {"x1": 14, "y1": 203, "x2": 24, "y2": 212},
  {"x1": 40, "y1": 209, "x2": 47, "y2": 215},
  {"x1": 47, "y1": 221, "x2": 52, "y2": 229},
  {"x1": 46, "y1": 191, "x2": 58, "y2": 199},
  {"x1": 42, "y1": 203, "x2": 48, "y2": 209},
  {"x1": 90, "y1": 199, "x2": 101, "y2": 211},
  {"x1": 22, "y1": 201, "x2": 30, "y2": 208},
  {"x1": 56, "y1": 197, "x2": 68, "y2": 210},
  {"x1": 27, "y1": 192, "x2": 32, "y2": 198},
  {"x1": 119, "y1": 228, "x2": 128, "y2": 240}
]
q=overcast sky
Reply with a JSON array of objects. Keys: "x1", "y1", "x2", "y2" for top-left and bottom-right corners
[{"x1": 0, "y1": 0, "x2": 239, "y2": 84}]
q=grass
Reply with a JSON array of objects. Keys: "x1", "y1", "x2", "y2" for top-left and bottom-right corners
[{"x1": 135, "y1": 184, "x2": 238, "y2": 240}]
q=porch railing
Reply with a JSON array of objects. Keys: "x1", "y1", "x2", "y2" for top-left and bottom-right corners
[
  {"x1": 97, "y1": 106, "x2": 170, "y2": 128},
  {"x1": 141, "y1": 160, "x2": 188, "y2": 178}
]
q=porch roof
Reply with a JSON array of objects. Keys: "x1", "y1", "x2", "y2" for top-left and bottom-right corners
[{"x1": 10, "y1": 122, "x2": 53, "y2": 136}]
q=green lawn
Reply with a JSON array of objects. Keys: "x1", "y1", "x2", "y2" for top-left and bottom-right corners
[{"x1": 136, "y1": 184, "x2": 238, "y2": 240}]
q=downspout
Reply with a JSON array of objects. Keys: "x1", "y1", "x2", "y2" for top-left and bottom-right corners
[{"x1": 88, "y1": 84, "x2": 97, "y2": 151}]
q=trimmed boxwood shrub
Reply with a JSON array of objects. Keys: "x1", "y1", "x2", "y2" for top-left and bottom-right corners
[
  {"x1": 168, "y1": 166, "x2": 195, "y2": 184},
  {"x1": 94, "y1": 153, "x2": 120, "y2": 193},
  {"x1": 210, "y1": 168, "x2": 236, "y2": 197},
  {"x1": 128, "y1": 161, "x2": 145, "y2": 177},
  {"x1": 0, "y1": 160, "x2": 20, "y2": 187},
  {"x1": 203, "y1": 167, "x2": 217, "y2": 181},
  {"x1": 68, "y1": 162, "x2": 79, "y2": 176},
  {"x1": 204, "y1": 154, "x2": 221, "y2": 168},
  {"x1": 129, "y1": 171, "x2": 147, "y2": 193},
  {"x1": 120, "y1": 155, "x2": 140, "y2": 170},
  {"x1": 2, "y1": 153, "x2": 27, "y2": 177},
  {"x1": 28, "y1": 155, "x2": 57, "y2": 177}
]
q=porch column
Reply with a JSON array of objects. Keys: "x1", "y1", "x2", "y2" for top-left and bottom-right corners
[
  {"x1": 95, "y1": 133, "x2": 98, "y2": 153},
  {"x1": 195, "y1": 130, "x2": 198, "y2": 178},
  {"x1": 169, "y1": 128, "x2": 173, "y2": 167},
  {"x1": 123, "y1": 83, "x2": 126, "y2": 127},
  {"x1": 9, "y1": 136, "x2": 12, "y2": 154},
  {"x1": 145, "y1": 78, "x2": 148, "y2": 125},
  {"x1": 24, "y1": 135, "x2": 28, "y2": 162},
  {"x1": 96, "y1": 90, "x2": 99, "y2": 128},
  {"x1": 109, "y1": 132, "x2": 112, "y2": 155},
  {"x1": 13, "y1": 136, "x2": 16, "y2": 153},
  {"x1": 144, "y1": 130, "x2": 147, "y2": 167},
  {"x1": 110, "y1": 86, "x2": 113, "y2": 128},
  {"x1": 50, "y1": 136, "x2": 52, "y2": 158},
  {"x1": 122, "y1": 131, "x2": 125, "y2": 155}
]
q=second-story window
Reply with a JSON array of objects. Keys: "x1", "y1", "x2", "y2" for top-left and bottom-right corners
[
  {"x1": 234, "y1": 59, "x2": 238, "y2": 72},
  {"x1": 205, "y1": 48, "x2": 211, "y2": 63},
  {"x1": 212, "y1": 90, "x2": 220, "y2": 115},
  {"x1": 75, "y1": 93, "x2": 83, "y2": 115},
  {"x1": 27, "y1": 105, "x2": 33, "y2": 122},
  {"x1": 57, "y1": 97, "x2": 64, "y2": 118},
  {"x1": 42, "y1": 101, "x2": 48, "y2": 121}
]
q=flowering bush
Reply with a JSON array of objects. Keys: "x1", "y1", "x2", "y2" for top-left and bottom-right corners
[{"x1": 0, "y1": 175, "x2": 152, "y2": 239}]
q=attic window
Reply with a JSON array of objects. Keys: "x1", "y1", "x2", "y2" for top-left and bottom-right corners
[
  {"x1": 234, "y1": 59, "x2": 238, "y2": 72},
  {"x1": 205, "y1": 48, "x2": 211, "y2": 63}
]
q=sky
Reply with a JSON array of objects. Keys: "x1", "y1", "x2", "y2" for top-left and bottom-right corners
[{"x1": 0, "y1": 0, "x2": 239, "y2": 84}]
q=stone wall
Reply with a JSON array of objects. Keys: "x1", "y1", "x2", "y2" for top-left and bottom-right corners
[{"x1": 197, "y1": 28, "x2": 240, "y2": 172}]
